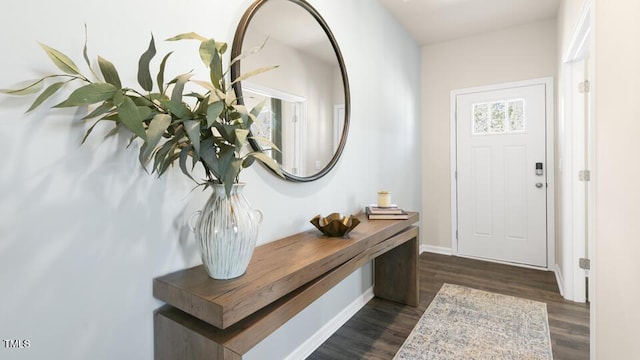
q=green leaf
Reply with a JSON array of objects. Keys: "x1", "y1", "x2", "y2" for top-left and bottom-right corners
[
  {"x1": 249, "y1": 135, "x2": 281, "y2": 152},
  {"x1": 26, "y1": 81, "x2": 66, "y2": 112},
  {"x1": 82, "y1": 24, "x2": 99, "y2": 80},
  {"x1": 152, "y1": 138, "x2": 177, "y2": 175},
  {"x1": 148, "y1": 92, "x2": 168, "y2": 102},
  {"x1": 137, "y1": 106, "x2": 152, "y2": 122},
  {"x1": 248, "y1": 151, "x2": 284, "y2": 178},
  {"x1": 229, "y1": 37, "x2": 268, "y2": 69},
  {"x1": 159, "y1": 151, "x2": 180, "y2": 175},
  {"x1": 179, "y1": 145, "x2": 196, "y2": 182},
  {"x1": 194, "y1": 94, "x2": 210, "y2": 116},
  {"x1": 38, "y1": 43, "x2": 81, "y2": 75},
  {"x1": 82, "y1": 24, "x2": 92, "y2": 69},
  {"x1": 212, "y1": 121, "x2": 236, "y2": 144},
  {"x1": 112, "y1": 89, "x2": 124, "y2": 106},
  {"x1": 101, "y1": 113, "x2": 120, "y2": 121},
  {"x1": 171, "y1": 73, "x2": 193, "y2": 103},
  {"x1": 200, "y1": 140, "x2": 220, "y2": 180},
  {"x1": 217, "y1": 143, "x2": 235, "y2": 177},
  {"x1": 210, "y1": 48, "x2": 223, "y2": 91},
  {"x1": 81, "y1": 102, "x2": 114, "y2": 120},
  {"x1": 132, "y1": 95, "x2": 153, "y2": 107},
  {"x1": 225, "y1": 89, "x2": 239, "y2": 107},
  {"x1": 146, "y1": 114, "x2": 171, "y2": 144},
  {"x1": 242, "y1": 155, "x2": 256, "y2": 168},
  {"x1": 142, "y1": 113, "x2": 171, "y2": 162},
  {"x1": 191, "y1": 147, "x2": 198, "y2": 171},
  {"x1": 191, "y1": 79, "x2": 215, "y2": 92},
  {"x1": 224, "y1": 159, "x2": 242, "y2": 196},
  {"x1": 183, "y1": 120, "x2": 201, "y2": 156},
  {"x1": 98, "y1": 56, "x2": 122, "y2": 88},
  {"x1": 55, "y1": 83, "x2": 116, "y2": 107},
  {"x1": 115, "y1": 95, "x2": 147, "y2": 140},
  {"x1": 165, "y1": 32, "x2": 207, "y2": 42},
  {"x1": 138, "y1": 143, "x2": 152, "y2": 170},
  {"x1": 185, "y1": 92, "x2": 206, "y2": 101},
  {"x1": 137, "y1": 35, "x2": 156, "y2": 92},
  {"x1": 234, "y1": 128, "x2": 249, "y2": 149},
  {"x1": 249, "y1": 100, "x2": 265, "y2": 119},
  {"x1": 201, "y1": 141, "x2": 235, "y2": 182},
  {"x1": 199, "y1": 39, "x2": 217, "y2": 68},
  {"x1": 230, "y1": 66, "x2": 278, "y2": 86},
  {"x1": 163, "y1": 100, "x2": 191, "y2": 119},
  {"x1": 156, "y1": 51, "x2": 173, "y2": 94},
  {"x1": 232, "y1": 103, "x2": 253, "y2": 129},
  {"x1": 1, "y1": 79, "x2": 45, "y2": 95},
  {"x1": 216, "y1": 42, "x2": 228, "y2": 55},
  {"x1": 206, "y1": 101, "x2": 225, "y2": 127},
  {"x1": 244, "y1": 100, "x2": 266, "y2": 130}
]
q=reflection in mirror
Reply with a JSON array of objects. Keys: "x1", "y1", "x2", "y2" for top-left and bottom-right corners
[
  {"x1": 243, "y1": 83, "x2": 306, "y2": 175},
  {"x1": 232, "y1": 0, "x2": 350, "y2": 181}
]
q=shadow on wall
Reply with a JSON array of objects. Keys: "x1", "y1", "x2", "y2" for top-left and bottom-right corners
[{"x1": 0, "y1": 113, "x2": 200, "y2": 355}]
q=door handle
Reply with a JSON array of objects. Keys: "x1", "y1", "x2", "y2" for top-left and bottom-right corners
[{"x1": 535, "y1": 183, "x2": 544, "y2": 188}]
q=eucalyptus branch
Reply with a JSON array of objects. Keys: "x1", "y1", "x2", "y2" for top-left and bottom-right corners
[
  {"x1": 1, "y1": 74, "x2": 84, "y2": 95},
  {"x1": 125, "y1": 88, "x2": 166, "y2": 113},
  {"x1": 2, "y1": 30, "x2": 283, "y2": 198},
  {"x1": 76, "y1": 73, "x2": 92, "y2": 83}
]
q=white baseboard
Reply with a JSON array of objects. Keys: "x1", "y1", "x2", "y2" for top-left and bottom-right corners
[
  {"x1": 420, "y1": 244, "x2": 453, "y2": 255},
  {"x1": 283, "y1": 287, "x2": 375, "y2": 360},
  {"x1": 554, "y1": 264, "x2": 565, "y2": 298}
]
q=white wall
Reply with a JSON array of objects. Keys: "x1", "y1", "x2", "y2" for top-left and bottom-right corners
[
  {"x1": 421, "y1": 19, "x2": 557, "y2": 249},
  {"x1": 0, "y1": 0, "x2": 422, "y2": 359},
  {"x1": 594, "y1": 1, "x2": 640, "y2": 358}
]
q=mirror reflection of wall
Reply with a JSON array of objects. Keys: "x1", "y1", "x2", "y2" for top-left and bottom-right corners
[{"x1": 239, "y1": 0, "x2": 346, "y2": 178}]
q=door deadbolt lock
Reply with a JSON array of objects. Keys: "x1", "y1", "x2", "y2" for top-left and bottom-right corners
[{"x1": 535, "y1": 162, "x2": 544, "y2": 176}]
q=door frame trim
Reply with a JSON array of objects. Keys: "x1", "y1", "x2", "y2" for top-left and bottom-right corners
[
  {"x1": 561, "y1": 0, "x2": 592, "y2": 305},
  {"x1": 450, "y1": 77, "x2": 555, "y2": 269}
]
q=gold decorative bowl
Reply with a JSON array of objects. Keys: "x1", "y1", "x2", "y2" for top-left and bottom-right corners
[{"x1": 310, "y1": 213, "x2": 361, "y2": 237}]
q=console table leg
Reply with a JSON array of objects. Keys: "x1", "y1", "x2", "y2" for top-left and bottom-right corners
[
  {"x1": 373, "y1": 230, "x2": 419, "y2": 306},
  {"x1": 154, "y1": 306, "x2": 242, "y2": 360}
]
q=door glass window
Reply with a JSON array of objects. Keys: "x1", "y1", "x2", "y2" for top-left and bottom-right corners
[
  {"x1": 490, "y1": 102, "x2": 506, "y2": 133},
  {"x1": 473, "y1": 103, "x2": 489, "y2": 133},
  {"x1": 508, "y1": 100, "x2": 525, "y2": 132},
  {"x1": 473, "y1": 99, "x2": 525, "y2": 135}
]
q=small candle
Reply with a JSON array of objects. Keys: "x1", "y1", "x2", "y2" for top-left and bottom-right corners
[{"x1": 377, "y1": 191, "x2": 391, "y2": 207}]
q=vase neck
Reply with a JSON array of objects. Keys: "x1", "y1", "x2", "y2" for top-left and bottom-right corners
[{"x1": 209, "y1": 183, "x2": 245, "y2": 196}]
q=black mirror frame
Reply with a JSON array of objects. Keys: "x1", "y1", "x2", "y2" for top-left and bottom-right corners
[{"x1": 231, "y1": 0, "x2": 351, "y2": 182}]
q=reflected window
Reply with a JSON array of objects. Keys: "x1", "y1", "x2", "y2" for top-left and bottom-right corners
[{"x1": 243, "y1": 83, "x2": 306, "y2": 175}]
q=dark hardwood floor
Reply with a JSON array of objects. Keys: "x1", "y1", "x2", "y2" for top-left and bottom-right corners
[{"x1": 308, "y1": 252, "x2": 589, "y2": 360}]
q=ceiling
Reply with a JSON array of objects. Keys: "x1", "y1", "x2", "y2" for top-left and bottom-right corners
[{"x1": 379, "y1": 0, "x2": 561, "y2": 45}]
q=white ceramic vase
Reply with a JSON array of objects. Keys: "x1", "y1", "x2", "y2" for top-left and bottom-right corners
[{"x1": 192, "y1": 183, "x2": 262, "y2": 280}]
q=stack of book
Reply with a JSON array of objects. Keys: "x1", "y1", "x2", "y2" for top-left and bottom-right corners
[{"x1": 365, "y1": 204, "x2": 409, "y2": 220}]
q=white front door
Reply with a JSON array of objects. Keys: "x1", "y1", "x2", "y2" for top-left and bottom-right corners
[{"x1": 455, "y1": 82, "x2": 549, "y2": 267}]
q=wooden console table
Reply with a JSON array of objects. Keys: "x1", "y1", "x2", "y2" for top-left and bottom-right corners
[{"x1": 153, "y1": 212, "x2": 419, "y2": 360}]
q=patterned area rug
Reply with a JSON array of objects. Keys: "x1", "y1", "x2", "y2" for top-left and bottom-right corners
[{"x1": 394, "y1": 283, "x2": 553, "y2": 359}]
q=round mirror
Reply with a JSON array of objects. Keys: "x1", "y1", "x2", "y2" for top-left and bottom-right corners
[{"x1": 231, "y1": 0, "x2": 350, "y2": 182}]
